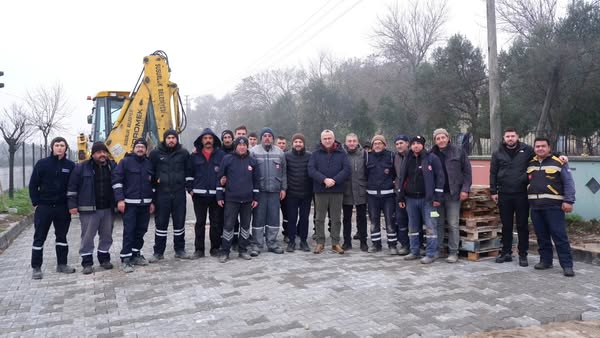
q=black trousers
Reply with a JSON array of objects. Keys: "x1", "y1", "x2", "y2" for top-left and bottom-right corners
[
  {"x1": 153, "y1": 191, "x2": 187, "y2": 254},
  {"x1": 342, "y1": 204, "x2": 367, "y2": 244},
  {"x1": 31, "y1": 204, "x2": 72, "y2": 268},
  {"x1": 192, "y1": 195, "x2": 223, "y2": 252},
  {"x1": 498, "y1": 192, "x2": 529, "y2": 256}
]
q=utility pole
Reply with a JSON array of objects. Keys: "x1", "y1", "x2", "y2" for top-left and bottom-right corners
[{"x1": 487, "y1": 0, "x2": 501, "y2": 151}]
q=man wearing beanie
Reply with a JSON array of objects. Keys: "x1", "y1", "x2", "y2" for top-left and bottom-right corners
[
  {"x1": 342, "y1": 133, "x2": 368, "y2": 252},
  {"x1": 249, "y1": 127, "x2": 287, "y2": 255},
  {"x1": 67, "y1": 141, "x2": 116, "y2": 274},
  {"x1": 216, "y1": 136, "x2": 260, "y2": 262},
  {"x1": 365, "y1": 134, "x2": 399, "y2": 255},
  {"x1": 397, "y1": 135, "x2": 445, "y2": 264},
  {"x1": 148, "y1": 129, "x2": 194, "y2": 262},
  {"x1": 29, "y1": 136, "x2": 76, "y2": 279},
  {"x1": 189, "y1": 128, "x2": 226, "y2": 258},
  {"x1": 112, "y1": 138, "x2": 155, "y2": 272},
  {"x1": 308, "y1": 129, "x2": 351, "y2": 254},
  {"x1": 284, "y1": 133, "x2": 313, "y2": 252},
  {"x1": 393, "y1": 134, "x2": 412, "y2": 255},
  {"x1": 430, "y1": 128, "x2": 472, "y2": 263},
  {"x1": 221, "y1": 130, "x2": 235, "y2": 154}
]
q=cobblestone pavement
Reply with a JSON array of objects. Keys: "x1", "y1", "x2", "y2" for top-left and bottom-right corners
[{"x1": 1, "y1": 198, "x2": 600, "y2": 338}]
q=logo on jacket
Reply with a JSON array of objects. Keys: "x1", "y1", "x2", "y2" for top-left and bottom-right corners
[
  {"x1": 384, "y1": 168, "x2": 390, "y2": 175},
  {"x1": 61, "y1": 168, "x2": 70, "y2": 173},
  {"x1": 428, "y1": 165, "x2": 432, "y2": 171},
  {"x1": 214, "y1": 166, "x2": 220, "y2": 172},
  {"x1": 248, "y1": 165, "x2": 253, "y2": 171}
]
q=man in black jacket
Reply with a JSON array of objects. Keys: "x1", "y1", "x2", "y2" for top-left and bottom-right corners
[
  {"x1": 29, "y1": 137, "x2": 76, "y2": 279},
  {"x1": 148, "y1": 130, "x2": 193, "y2": 262},
  {"x1": 67, "y1": 141, "x2": 116, "y2": 274}
]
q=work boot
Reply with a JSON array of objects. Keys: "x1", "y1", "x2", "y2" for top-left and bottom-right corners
[
  {"x1": 32, "y1": 268, "x2": 43, "y2": 280},
  {"x1": 389, "y1": 247, "x2": 399, "y2": 255},
  {"x1": 209, "y1": 248, "x2": 219, "y2": 257},
  {"x1": 360, "y1": 242, "x2": 369, "y2": 252},
  {"x1": 368, "y1": 245, "x2": 382, "y2": 253},
  {"x1": 82, "y1": 265, "x2": 94, "y2": 275},
  {"x1": 268, "y1": 247, "x2": 284, "y2": 254},
  {"x1": 132, "y1": 255, "x2": 149, "y2": 266},
  {"x1": 446, "y1": 254, "x2": 459, "y2": 263},
  {"x1": 563, "y1": 267, "x2": 575, "y2": 277},
  {"x1": 283, "y1": 235, "x2": 290, "y2": 243},
  {"x1": 175, "y1": 251, "x2": 193, "y2": 259},
  {"x1": 299, "y1": 240, "x2": 311, "y2": 252},
  {"x1": 403, "y1": 253, "x2": 420, "y2": 261},
  {"x1": 353, "y1": 233, "x2": 360, "y2": 240},
  {"x1": 286, "y1": 242, "x2": 295, "y2": 253},
  {"x1": 342, "y1": 242, "x2": 352, "y2": 251},
  {"x1": 332, "y1": 244, "x2": 345, "y2": 254},
  {"x1": 313, "y1": 244, "x2": 325, "y2": 254},
  {"x1": 121, "y1": 259, "x2": 134, "y2": 273},
  {"x1": 398, "y1": 246, "x2": 410, "y2": 256},
  {"x1": 148, "y1": 253, "x2": 164, "y2": 263},
  {"x1": 56, "y1": 265, "x2": 76, "y2": 274},
  {"x1": 193, "y1": 250, "x2": 205, "y2": 259},
  {"x1": 420, "y1": 256, "x2": 436, "y2": 264},
  {"x1": 219, "y1": 254, "x2": 229, "y2": 263},
  {"x1": 495, "y1": 253, "x2": 513, "y2": 263},
  {"x1": 249, "y1": 247, "x2": 260, "y2": 257},
  {"x1": 519, "y1": 256, "x2": 529, "y2": 267},
  {"x1": 100, "y1": 261, "x2": 114, "y2": 270},
  {"x1": 238, "y1": 252, "x2": 252, "y2": 260},
  {"x1": 534, "y1": 262, "x2": 553, "y2": 270}
]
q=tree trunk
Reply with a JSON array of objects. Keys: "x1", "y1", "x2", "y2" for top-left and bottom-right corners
[
  {"x1": 8, "y1": 147, "x2": 15, "y2": 199},
  {"x1": 536, "y1": 66, "x2": 560, "y2": 137}
]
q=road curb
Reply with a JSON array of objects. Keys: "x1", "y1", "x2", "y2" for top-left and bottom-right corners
[
  {"x1": 529, "y1": 239, "x2": 600, "y2": 266},
  {"x1": 0, "y1": 214, "x2": 33, "y2": 253}
]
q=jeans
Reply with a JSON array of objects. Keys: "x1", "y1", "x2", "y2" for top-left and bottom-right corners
[
  {"x1": 437, "y1": 193, "x2": 461, "y2": 254},
  {"x1": 498, "y1": 192, "x2": 529, "y2": 256},
  {"x1": 367, "y1": 195, "x2": 396, "y2": 248},
  {"x1": 251, "y1": 192, "x2": 281, "y2": 250},
  {"x1": 286, "y1": 195, "x2": 312, "y2": 243},
  {"x1": 405, "y1": 197, "x2": 438, "y2": 257},
  {"x1": 531, "y1": 207, "x2": 573, "y2": 268},
  {"x1": 395, "y1": 203, "x2": 410, "y2": 248}
]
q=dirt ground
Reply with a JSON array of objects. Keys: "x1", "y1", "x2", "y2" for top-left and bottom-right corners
[{"x1": 459, "y1": 320, "x2": 600, "y2": 338}]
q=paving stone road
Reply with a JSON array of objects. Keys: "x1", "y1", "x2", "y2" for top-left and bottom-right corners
[{"x1": 1, "y1": 198, "x2": 600, "y2": 337}]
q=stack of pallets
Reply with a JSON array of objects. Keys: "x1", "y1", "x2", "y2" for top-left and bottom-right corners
[{"x1": 458, "y1": 186, "x2": 502, "y2": 261}]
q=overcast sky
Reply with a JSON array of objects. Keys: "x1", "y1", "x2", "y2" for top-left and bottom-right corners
[{"x1": 1, "y1": 0, "x2": 565, "y2": 143}]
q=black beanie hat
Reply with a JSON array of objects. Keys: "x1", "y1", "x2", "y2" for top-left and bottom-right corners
[
  {"x1": 221, "y1": 130, "x2": 234, "y2": 139},
  {"x1": 410, "y1": 135, "x2": 426, "y2": 146},
  {"x1": 133, "y1": 138, "x2": 148, "y2": 148},
  {"x1": 233, "y1": 136, "x2": 249, "y2": 148},
  {"x1": 163, "y1": 129, "x2": 178, "y2": 140},
  {"x1": 50, "y1": 136, "x2": 69, "y2": 150},
  {"x1": 91, "y1": 141, "x2": 109, "y2": 154}
]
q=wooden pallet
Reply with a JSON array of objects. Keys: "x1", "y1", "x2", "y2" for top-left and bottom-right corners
[
  {"x1": 460, "y1": 208, "x2": 498, "y2": 218},
  {"x1": 459, "y1": 216, "x2": 500, "y2": 228},
  {"x1": 459, "y1": 249, "x2": 500, "y2": 261},
  {"x1": 460, "y1": 237, "x2": 501, "y2": 252},
  {"x1": 459, "y1": 225, "x2": 501, "y2": 240}
]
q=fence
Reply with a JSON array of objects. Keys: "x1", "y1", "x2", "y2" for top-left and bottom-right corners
[{"x1": 0, "y1": 143, "x2": 77, "y2": 191}]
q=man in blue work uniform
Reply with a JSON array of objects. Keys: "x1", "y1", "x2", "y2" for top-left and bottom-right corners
[
  {"x1": 527, "y1": 137, "x2": 576, "y2": 277},
  {"x1": 189, "y1": 128, "x2": 226, "y2": 258},
  {"x1": 67, "y1": 141, "x2": 116, "y2": 274},
  {"x1": 148, "y1": 129, "x2": 194, "y2": 262},
  {"x1": 113, "y1": 138, "x2": 155, "y2": 273},
  {"x1": 29, "y1": 137, "x2": 76, "y2": 279}
]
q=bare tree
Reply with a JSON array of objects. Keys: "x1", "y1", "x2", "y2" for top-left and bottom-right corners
[
  {"x1": 373, "y1": 0, "x2": 449, "y2": 73},
  {"x1": 0, "y1": 104, "x2": 35, "y2": 198},
  {"x1": 25, "y1": 83, "x2": 70, "y2": 156},
  {"x1": 496, "y1": 0, "x2": 558, "y2": 39}
]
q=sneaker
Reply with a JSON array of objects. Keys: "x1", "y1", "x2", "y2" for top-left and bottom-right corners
[
  {"x1": 100, "y1": 261, "x2": 114, "y2": 270},
  {"x1": 420, "y1": 256, "x2": 436, "y2": 264},
  {"x1": 299, "y1": 240, "x2": 311, "y2": 252},
  {"x1": 132, "y1": 256, "x2": 149, "y2": 266},
  {"x1": 519, "y1": 256, "x2": 529, "y2": 267},
  {"x1": 209, "y1": 248, "x2": 219, "y2": 257},
  {"x1": 495, "y1": 253, "x2": 513, "y2": 263},
  {"x1": 121, "y1": 261, "x2": 134, "y2": 273},
  {"x1": 218, "y1": 254, "x2": 229, "y2": 263},
  {"x1": 174, "y1": 251, "x2": 193, "y2": 259},
  {"x1": 398, "y1": 247, "x2": 410, "y2": 256},
  {"x1": 286, "y1": 242, "x2": 295, "y2": 253},
  {"x1": 342, "y1": 242, "x2": 352, "y2": 251},
  {"x1": 32, "y1": 268, "x2": 43, "y2": 280},
  {"x1": 56, "y1": 265, "x2": 76, "y2": 274},
  {"x1": 563, "y1": 267, "x2": 575, "y2": 277},
  {"x1": 193, "y1": 251, "x2": 205, "y2": 259},
  {"x1": 249, "y1": 248, "x2": 260, "y2": 257},
  {"x1": 368, "y1": 246, "x2": 382, "y2": 253},
  {"x1": 404, "y1": 253, "x2": 420, "y2": 261},
  {"x1": 446, "y1": 254, "x2": 459, "y2": 263},
  {"x1": 148, "y1": 254, "x2": 164, "y2": 263},
  {"x1": 268, "y1": 247, "x2": 284, "y2": 254},
  {"x1": 534, "y1": 262, "x2": 553, "y2": 270},
  {"x1": 389, "y1": 247, "x2": 399, "y2": 255},
  {"x1": 238, "y1": 252, "x2": 252, "y2": 260},
  {"x1": 82, "y1": 265, "x2": 94, "y2": 275},
  {"x1": 360, "y1": 242, "x2": 369, "y2": 252}
]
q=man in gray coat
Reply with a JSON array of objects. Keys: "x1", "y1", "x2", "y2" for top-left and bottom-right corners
[{"x1": 342, "y1": 133, "x2": 368, "y2": 252}]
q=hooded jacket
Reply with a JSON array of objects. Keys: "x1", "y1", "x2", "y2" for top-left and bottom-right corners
[
  {"x1": 308, "y1": 141, "x2": 351, "y2": 193},
  {"x1": 149, "y1": 131, "x2": 193, "y2": 193},
  {"x1": 189, "y1": 128, "x2": 226, "y2": 197}
]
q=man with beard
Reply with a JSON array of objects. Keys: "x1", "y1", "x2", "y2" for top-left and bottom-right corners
[
  {"x1": 284, "y1": 133, "x2": 313, "y2": 252},
  {"x1": 342, "y1": 133, "x2": 368, "y2": 252},
  {"x1": 276, "y1": 136, "x2": 290, "y2": 243},
  {"x1": 113, "y1": 138, "x2": 155, "y2": 273},
  {"x1": 393, "y1": 135, "x2": 411, "y2": 255},
  {"x1": 221, "y1": 130, "x2": 235, "y2": 154},
  {"x1": 148, "y1": 129, "x2": 194, "y2": 262},
  {"x1": 67, "y1": 141, "x2": 116, "y2": 274},
  {"x1": 189, "y1": 128, "x2": 226, "y2": 258}
]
